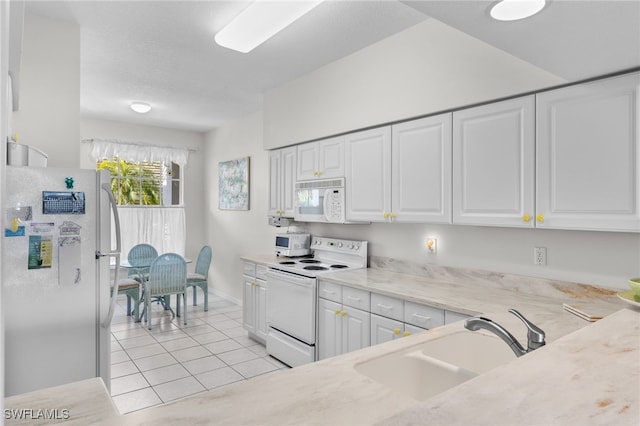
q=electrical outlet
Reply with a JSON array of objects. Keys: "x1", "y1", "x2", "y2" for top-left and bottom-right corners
[{"x1": 534, "y1": 247, "x2": 546, "y2": 266}]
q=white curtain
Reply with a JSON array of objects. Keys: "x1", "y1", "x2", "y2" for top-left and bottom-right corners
[
  {"x1": 89, "y1": 138, "x2": 189, "y2": 165},
  {"x1": 89, "y1": 138, "x2": 189, "y2": 260},
  {"x1": 115, "y1": 207, "x2": 186, "y2": 258}
]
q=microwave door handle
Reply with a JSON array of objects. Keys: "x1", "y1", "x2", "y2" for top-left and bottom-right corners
[{"x1": 323, "y1": 189, "x2": 331, "y2": 222}]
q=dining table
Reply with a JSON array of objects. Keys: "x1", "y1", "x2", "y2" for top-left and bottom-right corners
[{"x1": 118, "y1": 256, "x2": 192, "y2": 322}]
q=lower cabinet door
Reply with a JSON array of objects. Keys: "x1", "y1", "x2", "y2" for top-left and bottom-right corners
[
  {"x1": 242, "y1": 277, "x2": 255, "y2": 334},
  {"x1": 370, "y1": 314, "x2": 404, "y2": 345},
  {"x1": 342, "y1": 306, "x2": 370, "y2": 354},
  {"x1": 255, "y1": 280, "x2": 268, "y2": 341},
  {"x1": 318, "y1": 298, "x2": 342, "y2": 360}
]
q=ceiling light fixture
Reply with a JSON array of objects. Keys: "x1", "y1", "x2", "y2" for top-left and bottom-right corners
[
  {"x1": 214, "y1": 0, "x2": 325, "y2": 53},
  {"x1": 490, "y1": 0, "x2": 546, "y2": 21},
  {"x1": 130, "y1": 102, "x2": 151, "y2": 114}
]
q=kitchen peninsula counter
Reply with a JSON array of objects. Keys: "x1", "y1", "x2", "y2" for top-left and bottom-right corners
[{"x1": 5, "y1": 267, "x2": 638, "y2": 425}]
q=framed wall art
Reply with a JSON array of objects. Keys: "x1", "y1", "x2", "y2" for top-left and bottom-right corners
[{"x1": 218, "y1": 156, "x2": 250, "y2": 210}]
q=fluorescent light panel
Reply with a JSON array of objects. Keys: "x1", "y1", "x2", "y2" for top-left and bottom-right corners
[
  {"x1": 490, "y1": 0, "x2": 546, "y2": 21},
  {"x1": 215, "y1": 0, "x2": 325, "y2": 53}
]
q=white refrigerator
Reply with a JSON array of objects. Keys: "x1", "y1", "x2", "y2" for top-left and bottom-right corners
[{"x1": 3, "y1": 165, "x2": 121, "y2": 396}]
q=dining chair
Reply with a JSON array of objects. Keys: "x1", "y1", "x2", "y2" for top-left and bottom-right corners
[
  {"x1": 127, "y1": 243, "x2": 158, "y2": 282},
  {"x1": 185, "y1": 245, "x2": 212, "y2": 312},
  {"x1": 114, "y1": 277, "x2": 141, "y2": 322},
  {"x1": 144, "y1": 253, "x2": 187, "y2": 330}
]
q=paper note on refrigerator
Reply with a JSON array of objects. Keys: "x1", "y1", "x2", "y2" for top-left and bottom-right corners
[{"x1": 28, "y1": 235, "x2": 52, "y2": 269}]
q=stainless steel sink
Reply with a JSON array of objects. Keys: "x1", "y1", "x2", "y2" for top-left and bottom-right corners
[{"x1": 354, "y1": 331, "x2": 516, "y2": 401}]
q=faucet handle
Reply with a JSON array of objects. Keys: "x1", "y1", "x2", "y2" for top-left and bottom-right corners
[{"x1": 509, "y1": 309, "x2": 546, "y2": 349}]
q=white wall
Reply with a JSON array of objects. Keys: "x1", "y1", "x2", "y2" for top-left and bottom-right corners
[
  {"x1": 11, "y1": 13, "x2": 79, "y2": 168},
  {"x1": 79, "y1": 117, "x2": 207, "y2": 261},
  {"x1": 263, "y1": 19, "x2": 565, "y2": 149},
  {"x1": 204, "y1": 112, "x2": 284, "y2": 302},
  {"x1": 304, "y1": 223, "x2": 639, "y2": 290}
]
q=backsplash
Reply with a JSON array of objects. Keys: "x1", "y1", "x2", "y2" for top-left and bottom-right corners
[{"x1": 368, "y1": 256, "x2": 620, "y2": 303}]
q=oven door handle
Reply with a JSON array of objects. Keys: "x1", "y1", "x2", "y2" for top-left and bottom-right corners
[{"x1": 267, "y1": 269, "x2": 315, "y2": 286}]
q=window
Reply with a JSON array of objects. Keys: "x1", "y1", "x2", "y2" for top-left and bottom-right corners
[{"x1": 97, "y1": 157, "x2": 182, "y2": 206}]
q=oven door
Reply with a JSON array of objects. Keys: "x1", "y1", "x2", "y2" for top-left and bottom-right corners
[{"x1": 266, "y1": 268, "x2": 317, "y2": 345}]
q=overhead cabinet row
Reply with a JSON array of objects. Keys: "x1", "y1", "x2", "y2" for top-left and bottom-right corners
[{"x1": 269, "y1": 72, "x2": 640, "y2": 232}]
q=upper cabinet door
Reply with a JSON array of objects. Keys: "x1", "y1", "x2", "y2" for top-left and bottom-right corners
[
  {"x1": 536, "y1": 72, "x2": 640, "y2": 232},
  {"x1": 268, "y1": 147, "x2": 297, "y2": 217},
  {"x1": 345, "y1": 127, "x2": 392, "y2": 222},
  {"x1": 317, "y1": 136, "x2": 345, "y2": 179},
  {"x1": 296, "y1": 142, "x2": 318, "y2": 181},
  {"x1": 392, "y1": 113, "x2": 452, "y2": 223},
  {"x1": 297, "y1": 136, "x2": 345, "y2": 181},
  {"x1": 453, "y1": 96, "x2": 535, "y2": 228},
  {"x1": 280, "y1": 146, "x2": 297, "y2": 217}
]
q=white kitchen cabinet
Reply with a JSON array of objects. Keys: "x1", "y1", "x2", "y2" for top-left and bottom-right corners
[
  {"x1": 242, "y1": 262, "x2": 268, "y2": 343},
  {"x1": 317, "y1": 298, "x2": 370, "y2": 360},
  {"x1": 268, "y1": 146, "x2": 297, "y2": 217},
  {"x1": 391, "y1": 114, "x2": 452, "y2": 223},
  {"x1": 371, "y1": 314, "x2": 406, "y2": 346},
  {"x1": 404, "y1": 300, "x2": 445, "y2": 329},
  {"x1": 453, "y1": 96, "x2": 535, "y2": 228},
  {"x1": 296, "y1": 136, "x2": 345, "y2": 181},
  {"x1": 536, "y1": 72, "x2": 640, "y2": 232},
  {"x1": 345, "y1": 115, "x2": 452, "y2": 224},
  {"x1": 445, "y1": 310, "x2": 470, "y2": 324},
  {"x1": 345, "y1": 126, "x2": 392, "y2": 222}
]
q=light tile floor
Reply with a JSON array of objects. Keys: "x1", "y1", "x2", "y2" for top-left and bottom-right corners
[{"x1": 110, "y1": 291, "x2": 287, "y2": 414}]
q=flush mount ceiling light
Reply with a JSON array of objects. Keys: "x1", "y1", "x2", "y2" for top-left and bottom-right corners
[
  {"x1": 130, "y1": 102, "x2": 151, "y2": 114},
  {"x1": 215, "y1": 0, "x2": 325, "y2": 53},
  {"x1": 490, "y1": 0, "x2": 546, "y2": 21}
]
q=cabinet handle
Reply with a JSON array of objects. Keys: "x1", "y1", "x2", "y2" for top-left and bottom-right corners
[
  {"x1": 522, "y1": 214, "x2": 531, "y2": 222},
  {"x1": 334, "y1": 309, "x2": 340, "y2": 315},
  {"x1": 383, "y1": 211, "x2": 389, "y2": 219},
  {"x1": 377, "y1": 303, "x2": 393, "y2": 310},
  {"x1": 322, "y1": 289, "x2": 335, "y2": 295},
  {"x1": 393, "y1": 328, "x2": 400, "y2": 335},
  {"x1": 536, "y1": 214, "x2": 544, "y2": 223},
  {"x1": 390, "y1": 211, "x2": 396, "y2": 219},
  {"x1": 317, "y1": 170, "x2": 322, "y2": 176},
  {"x1": 347, "y1": 296, "x2": 361, "y2": 302},
  {"x1": 341, "y1": 310, "x2": 347, "y2": 317},
  {"x1": 403, "y1": 331, "x2": 410, "y2": 337},
  {"x1": 412, "y1": 313, "x2": 431, "y2": 322}
]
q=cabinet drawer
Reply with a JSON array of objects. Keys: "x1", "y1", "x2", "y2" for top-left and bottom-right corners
[
  {"x1": 445, "y1": 310, "x2": 470, "y2": 324},
  {"x1": 404, "y1": 301, "x2": 444, "y2": 329},
  {"x1": 342, "y1": 287, "x2": 370, "y2": 311},
  {"x1": 242, "y1": 261, "x2": 256, "y2": 277},
  {"x1": 318, "y1": 281, "x2": 342, "y2": 303},
  {"x1": 371, "y1": 293, "x2": 404, "y2": 321},
  {"x1": 255, "y1": 264, "x2": 268, "y2": 281}
]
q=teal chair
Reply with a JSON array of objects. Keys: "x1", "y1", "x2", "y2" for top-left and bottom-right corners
[
  {"x1": 112, "y1": 276, "x2": 142, "y2": 322},
  {"x1": 127, "y1": 243, "x2": 158, "y2": 283},
  {"x1": 144, "y1": 253, "x2": 187, "y2": 330},
  {"x1": 185, "y1": 245, "x2": 212, "y2": 312}
]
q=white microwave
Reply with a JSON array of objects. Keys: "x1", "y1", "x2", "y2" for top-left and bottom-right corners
[
  {"x1": 294, "y1": 178, "x2": 347, "y2": 223},
  {"x1": 275, "y1": 233, "x2": 310, "y2": 257}
]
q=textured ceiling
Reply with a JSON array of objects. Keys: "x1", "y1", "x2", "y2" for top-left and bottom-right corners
[{"x1": 23, "y1": 0, "x2": 640, "y2": 133}]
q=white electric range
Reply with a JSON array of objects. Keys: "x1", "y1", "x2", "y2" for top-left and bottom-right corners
[{"x1": 266, "y1": 236, "x2": 368, "y2": 367}]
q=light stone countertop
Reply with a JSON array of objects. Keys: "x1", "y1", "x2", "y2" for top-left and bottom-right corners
[{"x1": 5, "y1": 260, "x2": 638, "y2": 425}]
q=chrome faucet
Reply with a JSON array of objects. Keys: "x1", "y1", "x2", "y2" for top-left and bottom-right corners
[{"x1": 464, "y1": 309, "x2": 546, "y2": 357}]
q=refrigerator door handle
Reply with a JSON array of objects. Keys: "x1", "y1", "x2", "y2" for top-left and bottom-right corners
[{"x1": 99, "y1": 182, "x2": 122, "y2": 328}]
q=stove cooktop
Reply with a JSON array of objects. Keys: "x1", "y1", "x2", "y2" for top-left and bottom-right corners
[{"x1": 271, "y1": 236, "x2": 368, "y2": 278}]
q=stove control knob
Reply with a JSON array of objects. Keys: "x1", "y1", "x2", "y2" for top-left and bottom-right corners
[
  {"x1": 354, "y1": 245, "x2": 360, "y2": 250},
  {"x1": 337, "y1": 242, "x2": 343, "y2": 248}
]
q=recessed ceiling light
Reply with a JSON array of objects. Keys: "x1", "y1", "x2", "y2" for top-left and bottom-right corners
[
  {"x1": 215, "y1": 0, "x2": 325, "y2": 53},
  {"x1": 490, "y1": 0, "x2": 546, "y2": 21},
  {"x1": 130, "y1": 102, "x2": 151, "y2": 114}
]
